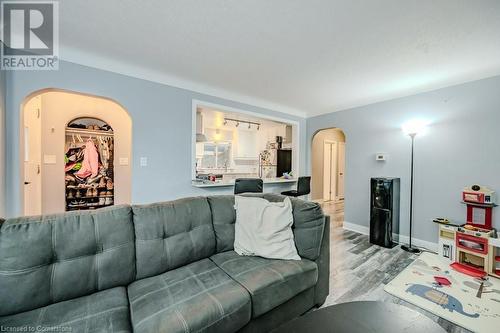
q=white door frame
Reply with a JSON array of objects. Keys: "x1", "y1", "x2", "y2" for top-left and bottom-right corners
[
  {"x1": 23, "y1": 96, "x2": 42, "y2": 216},
  {"x1": 337, "y1": 141, "x2": 346, "y2": 201},
  {"x1": 323, "y1": 140, "x2": 337, "y2": 202}
]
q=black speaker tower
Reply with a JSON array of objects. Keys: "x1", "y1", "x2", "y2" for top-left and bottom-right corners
[{"x1": 370, "y1": 177, "x2": 400, "y2": 248}]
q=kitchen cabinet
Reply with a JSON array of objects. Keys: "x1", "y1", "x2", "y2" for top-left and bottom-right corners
[
  {"x1": 264, "y1": 124, "x2": 287, "y2": 143},
  {"x1": 196, "y1": 142, "x2": 205, "y2": 159},
  {"x1": 234, "y1": 129, "x2": 258, "y2": 160}
]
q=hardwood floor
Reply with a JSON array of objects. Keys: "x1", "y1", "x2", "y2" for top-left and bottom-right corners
[{"x1": 320, "y1": 201, "x2": 470, "y2": 333}]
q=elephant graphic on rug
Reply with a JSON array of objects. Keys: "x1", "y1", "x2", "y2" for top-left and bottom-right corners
[{"x1": 406, "y1": 284, "x2": 479, "y2": 318}]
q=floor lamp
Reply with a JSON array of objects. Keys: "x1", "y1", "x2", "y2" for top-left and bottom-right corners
[{"x1": 401, "y1": 120, "x2": 426, "y2": 254}]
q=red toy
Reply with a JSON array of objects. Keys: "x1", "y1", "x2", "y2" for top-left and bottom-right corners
[
  {"x1": 433, "y1": 276, "x2": 452, "y2": 286},
  {"x1": 462, "y1": 184, "x2": 495, "y2": 229},
  {"x1": 450, "y1": 262, "x2": 488, "y2": 279},
  {"x1": 451, "y1": 185, "x2": 497, "y2": 278}
]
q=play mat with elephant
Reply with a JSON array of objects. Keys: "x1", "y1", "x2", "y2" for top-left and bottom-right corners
[{"x1": 385, "y1": 252, "x2": 500, "y2": 333}]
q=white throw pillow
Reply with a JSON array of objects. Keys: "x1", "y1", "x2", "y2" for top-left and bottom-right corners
[{"x1": 234, "y1": 196, "x2": 300, "y2": 260}]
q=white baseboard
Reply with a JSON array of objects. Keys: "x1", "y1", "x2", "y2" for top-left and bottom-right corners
[
  {"x1": 315, "y1": 198, "x2": 344, "y2": 204},
  {"x1": 343, "y1": 221, "x2": 369, "y2": 235},
  {"x1": 343, "y1": 221, "x2": 438, "y2": 253}
]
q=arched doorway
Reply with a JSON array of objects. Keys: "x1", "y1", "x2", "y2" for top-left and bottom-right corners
[
  {"x1": 20, "y1": 89, "x2": 132, "y2": 216},
  {"x1": 311, "y1": 128, "x2": 346, "y2": 225}
]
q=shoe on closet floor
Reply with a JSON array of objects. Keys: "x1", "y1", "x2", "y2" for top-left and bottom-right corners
[
  {"x1": 87, "y1": 174, "x2": 102, "y2": 184},
  {"x1": 74, "y1": 175, "x2": 87, "y2": 183},
  {"x1": 98, "y1": 177, "x2": 106, "y2": 188},
  {"x1": 68, "y1": 200, "x2": 79, "y2": 207}
]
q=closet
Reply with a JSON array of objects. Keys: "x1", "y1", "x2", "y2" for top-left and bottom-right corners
[{"x1": 65, "y1": 117, "x2": 115, "y2": 211}]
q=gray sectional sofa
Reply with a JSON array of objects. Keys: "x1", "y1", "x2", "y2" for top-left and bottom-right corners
[{"x1": 0, "y1": 194, "x2": 330, "y2": 333}]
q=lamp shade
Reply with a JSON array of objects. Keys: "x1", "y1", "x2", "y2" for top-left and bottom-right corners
[{"x1": 402, "y1": 119, "x2": 428, "y2": 136}]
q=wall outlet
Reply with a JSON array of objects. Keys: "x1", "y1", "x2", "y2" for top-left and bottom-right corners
[
  {"x1": 119, "y1": 157, "x2": 129, "y2": 166},
  {"x1": 43, "y1": 154, "x2": 56, "y2": 164},
  {"x1": 140, "y1": 157, "x2": 148, "y2": 167},
  {"x1": 375, "y1": 153, "x2": 387, "y2": 161}
]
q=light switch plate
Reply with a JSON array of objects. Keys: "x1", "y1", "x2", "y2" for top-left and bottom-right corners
[
  {"x1": 140, "y1": 157, "x2": 148, "y2": 167},
  {"x1": 119, "y1": 157, "x2": 129, "y2": 166},
  {"x1": 43, "y1": 154, "x2": 56, "y2": 164},
  {"x1": 375, "y1": 153, "x2": 387, "y2": 161}
]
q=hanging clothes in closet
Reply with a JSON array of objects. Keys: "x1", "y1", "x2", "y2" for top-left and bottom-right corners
[
  {"x1": 75, "y1": 139, "x2": 99, "y2": 179},
  {"x1": 64, "y1": 119, "x2": 115, "y2": 211}
]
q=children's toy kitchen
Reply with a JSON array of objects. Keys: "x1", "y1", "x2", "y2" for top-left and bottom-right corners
[{"x1": 435, "y1": 185, "x2": 500, "y2": 279}]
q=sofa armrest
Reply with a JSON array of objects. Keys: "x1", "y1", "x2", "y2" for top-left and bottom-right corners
[{"x1": 313, "y1": 215, "x2": 330, "y2": 306}]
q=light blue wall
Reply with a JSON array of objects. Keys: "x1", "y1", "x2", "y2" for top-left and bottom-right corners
[
  {"x1": 5, "y1": 61, "x2": 305, "y2": 217},
  {"x1": 0, "y1": 68, "x2": 5, "y2": 216},
  {"x1": 307, "y1": 75, "x2": 500, "y2": 244},
  {"x1": 7, "y1": 60, "x2": 498, "y2": 244}
]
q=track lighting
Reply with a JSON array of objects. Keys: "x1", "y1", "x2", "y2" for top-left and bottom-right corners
[{"x1": 223, "y1": 117, "x2": 260, "y2": 130}]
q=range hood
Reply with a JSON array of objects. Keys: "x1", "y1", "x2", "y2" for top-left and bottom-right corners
[
  {"x1": 196, "y1": 111, "x2": 207, "y2": 142},
  {"x1": 196, "y1": 133, "x2": 208, "y2": 142}
]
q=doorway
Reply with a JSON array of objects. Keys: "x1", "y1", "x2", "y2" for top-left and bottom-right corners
[
  {"x1": 311, "y1": 128, "x2": 346, "y2": 224},
  {"x1": 20, "y1": 89, "x2": 132, "y2": 216},
  {"x1": 23, "y1": 95, "x2": 42, "y2": 216},
  {"x1": 323, "y1": 140, "x2": 337, "y2": 202}
]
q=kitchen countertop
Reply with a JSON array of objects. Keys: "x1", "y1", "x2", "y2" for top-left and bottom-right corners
[{"x1": 192, "y1": 178, "x2": 297, "y2": 188}]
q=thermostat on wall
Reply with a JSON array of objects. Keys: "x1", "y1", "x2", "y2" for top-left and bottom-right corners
[{"x1": 375, "y1": 153, "x2": 387, "y2": 161}]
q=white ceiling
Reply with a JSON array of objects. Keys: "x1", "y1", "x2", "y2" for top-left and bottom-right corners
[{"x1": 59, "y1": 0, "x2": 500, "y2": 117}]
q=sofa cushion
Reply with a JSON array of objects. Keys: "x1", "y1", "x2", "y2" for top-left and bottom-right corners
[
  {"x1": 132, "y1": 197, "x2": 216, "y2": 279},
  {"x1": 234, "y1": 196, "x2": 300, "y2": 260},
  {"x1": 128, "y1": 258, "x2": 251, "y2": 333},
  {"x1": 0, "y1": 287, "x2": 131, "y2": 333},
  {"x1": 210, "y1": 251, "x2": 318, "y2": 318},
  {"x1": 261, "y1": 194, "x2": 326, "y2": 260},
  {"x1": 207, "y1": 195, "x2": 235, "y2": 252},
  {"x1": 0, "y1": 205, "x2": 135, "y2": 316},
  {"x1": 207, "y1": 194, "x2": 325, "y2": 260}
]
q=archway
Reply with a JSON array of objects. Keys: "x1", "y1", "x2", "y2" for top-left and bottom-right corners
[
  {"x1": 311, "y1": 127, "x2": 346, "y2": 226},
  {"x1": 20, "y1": 89, "x2": 132, "y2": 215}
]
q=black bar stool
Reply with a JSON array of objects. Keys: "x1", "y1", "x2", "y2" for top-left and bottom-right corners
[
  {"x1": 281, "y1": 176, "x2": 311, "y2": 197},
  {"x1": 234, "y1": 178, "x2": 263, "y2": 194}
]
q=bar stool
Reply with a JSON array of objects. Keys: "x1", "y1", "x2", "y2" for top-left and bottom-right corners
[
  {"x1": 281, "y1": 176, "x2": 311, "y2": 197},
  {"x1": 234, "y1": 178, "x2": 264, "y2": 194}
]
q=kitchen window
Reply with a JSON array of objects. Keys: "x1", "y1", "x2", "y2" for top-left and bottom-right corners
[{"x1": 197, "y1": 142, "x2": 232, "y2": 169}]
